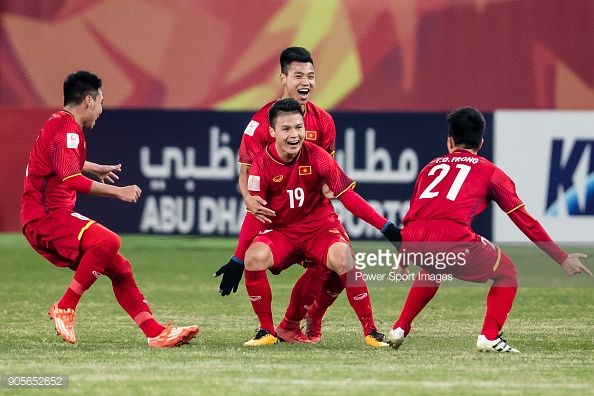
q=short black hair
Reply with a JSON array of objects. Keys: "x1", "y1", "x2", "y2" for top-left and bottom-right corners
[
  {"x1": 63, "y1": 71, "x2": 102, "y2": 106},
  {"x1": 447, "y1": 107, "x2": 485, "y2": 150},
  {"x1": 280, "y1": 47, "x2": 314, "y2": 75},
  {"x1": 269, "y1": 98, "x2": 303, "y2": 128}
]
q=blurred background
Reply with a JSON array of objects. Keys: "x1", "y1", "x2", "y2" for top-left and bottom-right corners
[{"x1": 1, "y1": 0, "x2": 593, "y2": 242}]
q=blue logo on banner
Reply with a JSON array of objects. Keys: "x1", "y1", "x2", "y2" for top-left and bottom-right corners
[{"x1": 546, "y1": 139, "x2": 594, "y2": 216}]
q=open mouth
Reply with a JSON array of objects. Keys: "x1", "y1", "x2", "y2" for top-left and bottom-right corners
[
  {"x1": 297, "y1": 88, "x2": 310, "y2": 99},
  {"x1": 287, "y1": 139, "x2": 300, "y2": 148}
]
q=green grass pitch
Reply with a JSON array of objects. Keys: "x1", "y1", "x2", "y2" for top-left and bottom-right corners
[{"x1": 0, "y1": 234, "x2": 592, "y2": 395}]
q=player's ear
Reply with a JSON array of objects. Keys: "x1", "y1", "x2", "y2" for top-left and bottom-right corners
[
  {"x1": 447, "y1": 136, "x2": 455, "y2": 152},
  {"x1": 280, "y1": 73, "x2": 287, "y2": 86},
  {"x1": 478, "y1": 138, "x2": 484, "y2": 151},
  {"x1": 269, "y1": 126, "x2": 276, "y2": 138}
]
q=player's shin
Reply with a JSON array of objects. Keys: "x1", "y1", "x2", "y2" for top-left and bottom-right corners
[
  {"x1": 340, "y1": 267, "x2": 377, "y2": 335},
  {"x1": 244, "y1": 269, "x2": 275, "y2": 333}
]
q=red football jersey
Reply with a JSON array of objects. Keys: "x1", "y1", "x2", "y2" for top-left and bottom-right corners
[
  {"x1": 404, "y1": 149, "x2": 523, "y2": 227},
  {"x1": 248, "y1": 141, "x2": 354, "y2": 232},
  {"x1": 238, "y1": 100, "x2": 336, "y2": 165},
  {"x1": 21, "y1": 110, "x2": 87, "y2": 226}
]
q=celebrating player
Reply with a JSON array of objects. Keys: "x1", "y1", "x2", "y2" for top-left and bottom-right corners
[
  {"x1": 386, "y1": 107, "x2": 591, "y2": 352},
  {"x1": 21, "y1": 71, "x2": 199, "y2": 347},
  {"x1": 241, "y1": 98, "x2": 400, "y2": 347},
  {"x1": 214, "y1": 47, "x2": 348, "y2": 343}
]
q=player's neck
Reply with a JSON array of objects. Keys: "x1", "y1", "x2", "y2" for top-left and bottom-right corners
[
  {"x1": 271, "y1": 142, "x2": 299, "y2": 164},
  {"x1": 62, "y1": 105, "x2": 84, "y2": 128}
]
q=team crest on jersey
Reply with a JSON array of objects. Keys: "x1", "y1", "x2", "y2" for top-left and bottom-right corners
[
  {"x1": 305, "y1": 131, "x2": 317, "y2": 140},
  {"x1": 66, "y1": 132, "x2": 79, "y2": 148},
  {"x1": 243, "y1": 120, "x2": 259, "y2": 136},
  {"x1": 298, "y1": 166, "x2": 312, "y2": 176},
  {"x1": 247, "y1": 175, "x2": 261, "y2": 191},
  {"x1": 273, "y1": 175, "x2": 283, "y2": 183}
]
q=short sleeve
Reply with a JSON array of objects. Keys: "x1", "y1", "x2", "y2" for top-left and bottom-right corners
[
  {"x1": 247, "y1": 158, "x2": 267, "y2": 199},
  {"x1": 489, "y1": 167, "x2": 524, "y2": 213},
  {"x1": 315, "y1": 147, "x2": 354, "y2": 197},
  {"x1": 238, "y1": 110, "x2": 271, "y2": 165},
  {"x1": 320, "y1": 112, "x2": 336, "y2": 154},
  {"x1": 50, "y1": 131, "x2": 83, "y2": 179}
]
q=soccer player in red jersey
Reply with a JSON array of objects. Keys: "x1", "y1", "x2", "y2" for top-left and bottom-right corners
[
  {"x1": 240, "y1": 98, "x2": 401, "y2": 347},
  {"x1": 215, "y1": 47, "x2": 349, "y2": 343},
  {"x1": 21, "y1": 71, "x2": 199, "y2": 347},
  {"x1": 386, "y1": 107, "x2": 591, "y2": 352}
]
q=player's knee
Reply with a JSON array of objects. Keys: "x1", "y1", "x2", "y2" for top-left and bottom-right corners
[
  {"x1": 82, "y1": 224, "x2": 121, "y2": 257},
  {"x1": 326, "y1": 242, "x2": 353, "y2": 275},
  {"x1": 245, "y1": 242, "x2": 273, "y2": 271},
  {"x1": 107, "y1": 253, "x2": 133, "y2": 279},
  {"x1": 493, "y1": 253, "x2": 518, "y2": 287}
]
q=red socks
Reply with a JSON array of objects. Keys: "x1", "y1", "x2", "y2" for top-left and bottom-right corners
[
  {"x1": 393, "y1": 271, "x2": 440, "y2": 335},
  {"x1": 340, "y1": 268, "x2": 376, "y2": 335},
  {"x1": 244, "y1": 269, "x2": 274, "y2": 333},
  {"x1": 306, "y1": 271, "x2": 344, "y2": 323}
]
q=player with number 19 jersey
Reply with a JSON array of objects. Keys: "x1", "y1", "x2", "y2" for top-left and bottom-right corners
[{"x1": 248, "y1": 141, "x2": 354, "y2": 234}]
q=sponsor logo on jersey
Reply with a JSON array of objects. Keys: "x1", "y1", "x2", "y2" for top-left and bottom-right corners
[
  {"x1": 66, "y1": 132, "x2": 79, "y2": 148},
  {"x1": 258, "y1": 229, "x2": 272, "y2": 235},
  {"x1": 273, "y1": 175, "x2": 283, "y2": 183},
  {"x1": 247, "y1": 175, "x2": 261, "y2": 191},
  {"x1": 92, "y1": 271, "x2": 102, "y2": 278},
  {"x1": 243, "y1": 120, "x2": 259, "y2": 136},
  {"x1": 305, "y1": 131, "x2": 317, "y2": 141},
  {"x1": 298, "y1": 166, "x2": 312, "y2": 176}
]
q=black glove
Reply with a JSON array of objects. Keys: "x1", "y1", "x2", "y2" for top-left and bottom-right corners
[
  {"x1": 213, "y1": 257, "x2": 244, "y2": 296},
  {"x1": 381, "y1": 221, "x2": 402, "y2": 250}
]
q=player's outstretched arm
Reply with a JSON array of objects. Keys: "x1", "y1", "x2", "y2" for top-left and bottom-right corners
[
  {"x1": 90, "y1": 182, "x2": 141, "y2": 203},
  {"x1": 337, "y1": 189, "x2": 401, "y2": 247},
  {"x1": 239, "y1": 164, "x2": 275, "y2": 223},
  {"x1": 84, "y1": 161, "x2": 121, "y2": 184},
  {"x1": 561, "y1": 253, "x2": 592, "y2": 277}
]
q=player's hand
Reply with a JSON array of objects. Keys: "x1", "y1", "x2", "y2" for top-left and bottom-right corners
[
  {"x1": 322, "y1": 183, "x2": 335, "y2": 199},
  {"x1": 245, "y1": 195, "x2": 275, "y2": 223},
  {"x1": 119, "y1": 185, "x2": 142, "y2": 203},
  {"x1": 91, "y1": 163, "x2": 121, "y2": 184},
  {"x1": 561, "y1": 253, "x2": 592, "y2": 277},
  {"x1": 381, "y1": 221, "x2": 402, "y2": 250},
  {"x1": 213, "y1": 257, "x2": 244, "y2": 296}
]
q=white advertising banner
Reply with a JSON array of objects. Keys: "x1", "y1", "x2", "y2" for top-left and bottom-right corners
[{"x1": 494, "y1": 111, "x2": 594, "y2": 243}]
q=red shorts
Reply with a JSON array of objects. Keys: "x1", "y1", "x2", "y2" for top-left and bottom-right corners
[
  {"x1": 22, "y1": 209, "x2": 97, "y2": 269},
  {"x1": 402, "y1": 220, "x2": 516, "y2": 284},
  {"x1": 254, "y1": 222, "x2": 350, "y2": 274}
]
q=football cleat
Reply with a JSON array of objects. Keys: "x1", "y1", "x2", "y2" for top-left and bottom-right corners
[
  {"x1": 387, "y1": 327, "x2": 406, "y2": 349},
  {"x1": 147, "y1": 322, "x2": 200, "y2": 348},
  {"x1": 365, "y1": 329, "x2": 390, "y2": 348},
  {"x1": 476, "y1": 334, "x2": 519, "y2": 353},
  {"x1": 276, "y1": 324, "x2": 311, "y2": 343},
  {"x1": 304, "y1": 315, "x2": 322, "y2": 343},
  {"x1": 244, "y1": 329, "x2": 279, "y2": 346},
  {"x1": 48, "y1": 303, "x2": 76, "y2": 344}
]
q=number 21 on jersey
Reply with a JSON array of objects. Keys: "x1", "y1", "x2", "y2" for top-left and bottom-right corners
[{"x1": 419, "y1": 164, "x2": 471, "y2": 201}]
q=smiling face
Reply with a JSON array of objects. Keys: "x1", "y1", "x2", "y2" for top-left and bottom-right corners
[
  {"x1": 281, "y1": 62, "x2": 315, "y2": 106},
  {"x1": 270, "y1": 111, "x2": 305, "y2": 162},
  {"x1": 82, "y1": 88, "x2": 103, "y2": 129}
]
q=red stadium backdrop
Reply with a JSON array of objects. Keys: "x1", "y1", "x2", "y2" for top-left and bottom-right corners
[
  {"x1": 1, "y1": 0, "x2": 592, "y2": 111},
  {"x1": 0, "y1": 0, "x2": 592, "y2": 234}
]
